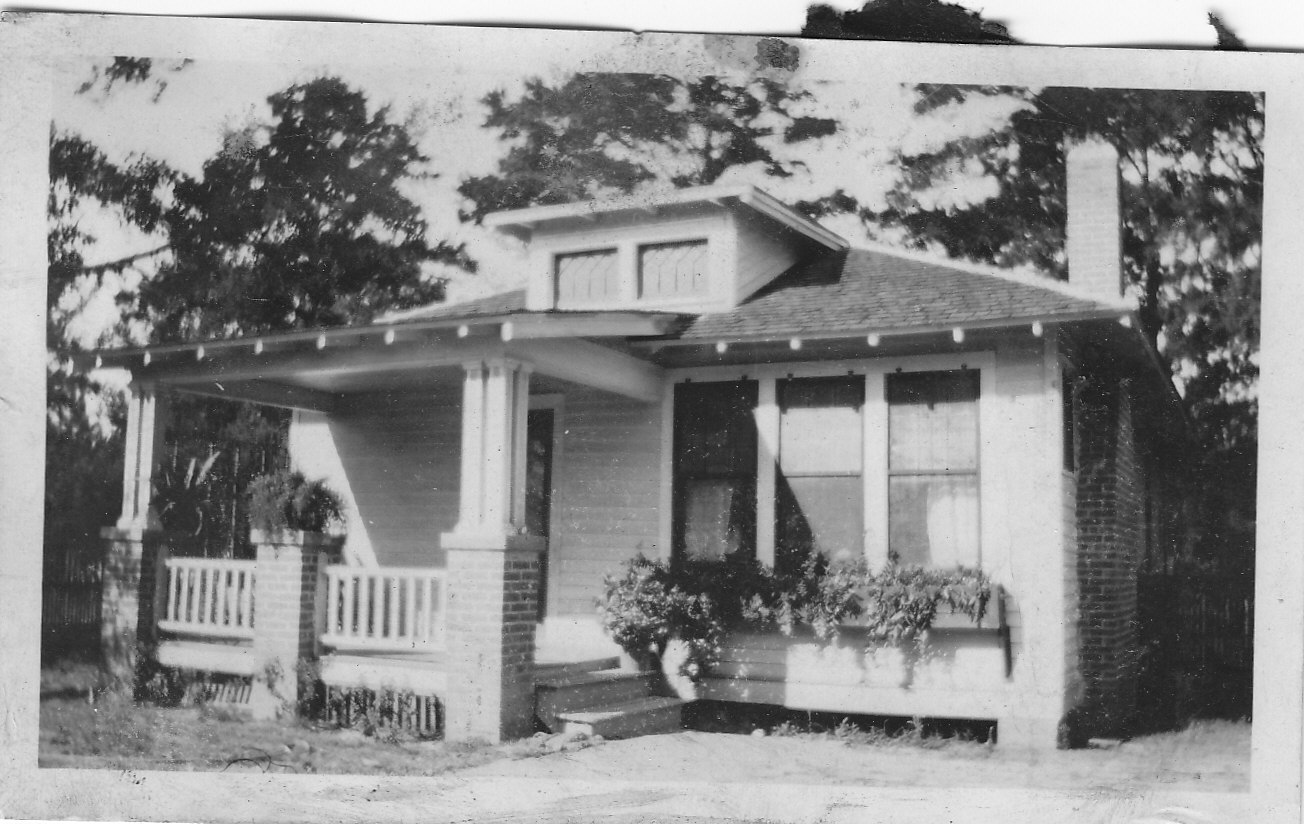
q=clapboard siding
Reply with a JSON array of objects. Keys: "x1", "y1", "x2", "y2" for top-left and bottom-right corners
[
  {"x1": 290, "y1": 391, "x2": 461, "y2": 568},
  {"x1": 550, "y1": 385, "x2": 664, "y2": 616},
  {"x1": 733, "y1": 211, "x2": 803, "y2": 304}
]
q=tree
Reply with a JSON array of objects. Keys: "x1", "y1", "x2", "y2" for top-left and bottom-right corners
[
  {"x1": 458, "y1": 73, "x2": 838, "y2": 221},
  {"x1": 803, "y1": 0, "x2": 1016, "y2": 44},
  {"x1": 135, "y1": 76, "x2": 474, "y2": 343},
  {"x1": 818, "y1": 86, "x2": 1261, "y2": 457},
  {"x1": 46, "y1": 127, "x2": 175, "y2": 558}
]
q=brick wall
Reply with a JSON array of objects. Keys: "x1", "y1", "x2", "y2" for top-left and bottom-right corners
[
  {"x1": 251, "y1": 533, "x2": 341, "y2": 717},
  {"x1": 444, "y1": 543, "x2": 541, "y2": 742},
  {"x1": 1074, "y1": 374, "x2": 1145, "y2": 737}
]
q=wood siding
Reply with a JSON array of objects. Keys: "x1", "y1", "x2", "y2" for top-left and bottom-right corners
[
  {"x1": 548, "y1": 385, "x2": 665, "y2": 617},
  {"x1": 289, "y1": 391, "x2": 461, "y2": 568},
  {"x1": 733, "y1": 211, "x2": 802, "y2": 304}
]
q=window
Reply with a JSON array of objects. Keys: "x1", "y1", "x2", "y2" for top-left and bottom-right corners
[
  {"x1": 639, "y1": 240, "x2": 709, "y2": 300},
  {"x1": 886, "y1": 370, "x2": 980, "y2": 568},
  {"x1": 555, "y1": 248, "x2": 618, "y2": 305},
  {"x1": 673, "y1": 381, "x2": 758, "y2": 560},
  {"x1": 775, "y1": 376, "x2": 864, "y2": 574}
]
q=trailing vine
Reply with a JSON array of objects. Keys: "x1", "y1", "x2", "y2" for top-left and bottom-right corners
[{"x1": 598, "y1": 552, "x2": 994, "y2": 680}]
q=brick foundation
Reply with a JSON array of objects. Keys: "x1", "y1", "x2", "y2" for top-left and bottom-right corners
[
  {"x1": 443, "y1": 535, "x2": 543, "y2": 743},
  {"x1": 249, "y1": 530, "x2": 342, "y2": 719}
]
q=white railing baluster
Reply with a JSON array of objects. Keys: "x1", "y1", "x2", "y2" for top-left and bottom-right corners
[
  {"x1": 157, "y1": 557, "x2": 258, "y2": 641},
  {"x1": 319, "y1": 565, "x2": 446, "y2": 653},
  {"x1": 369, "y1": 575, "x2": 382, "y2": 638},
  {"x1": 404, "y1": 576, "x2": 416, "y2": 645},
  {"x1": 421, "y1": 576, "x2": 434, "y2": 645},
  {"x1": 387, "y1": 576, "x2": 400, "y2": 640}
]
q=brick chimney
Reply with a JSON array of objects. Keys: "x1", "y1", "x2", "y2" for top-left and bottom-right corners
[{"x1": 1065, "y1": 137, "x2": 1124, "y2": 302}]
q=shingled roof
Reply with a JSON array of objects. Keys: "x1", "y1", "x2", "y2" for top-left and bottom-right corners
[
  {"x1": 384, "y1": 246, "x2": 1127, "y2": 338},
  {"x1": 672, "y1": 247, "x2": 1126, "y2": 340}
]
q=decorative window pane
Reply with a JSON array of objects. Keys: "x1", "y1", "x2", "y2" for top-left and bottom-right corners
[
  {"x1": 673, "y1": 381, "x2": 758, "y2": 560},
  {"x1": 639, "y1": 240, "x2": 709, "y2": 300},
  {"x1": 555, "y1": 248, "x2": 619, "y2": 304},
  {"x1": 887, "y1": 370, "x2": 980, "y2": 568},
  {"x1": 776, "y1": 376, "x2": 864, "y2": 573}
]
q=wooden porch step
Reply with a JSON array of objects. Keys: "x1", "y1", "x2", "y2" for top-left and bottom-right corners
[
  {"x1": 556, "y1": 695, "x2": 686, "y2": 739},
  {"x1": 534, "y1": 656, "x2": 621, "y2": 679},
  {"x1": 535, "y1": 669, "x2": 658, "y2": 730}
]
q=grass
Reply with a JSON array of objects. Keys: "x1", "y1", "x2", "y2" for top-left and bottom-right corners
[{"x1": 39, "y1": 660, "x2": 597, "y2": 775}]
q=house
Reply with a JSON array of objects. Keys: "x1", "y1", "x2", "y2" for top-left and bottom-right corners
[{"x1": 88, "y1": 137, "x2": 1190, "y2": 749}]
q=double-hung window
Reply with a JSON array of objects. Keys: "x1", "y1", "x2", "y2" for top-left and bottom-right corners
[
  {"x1": 673, "y1": 381, "x2": 758, "y2": 560},
  {"x1": 886, "y1": 369, "x2": 981, "y2": 568},
  {"x1": 775, "y1": 376, "x2": 865, "y2": 574}
]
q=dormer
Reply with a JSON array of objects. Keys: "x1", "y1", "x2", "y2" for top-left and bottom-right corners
[{"x1": 483, "y1": 185, "x2": 849, "y2": 314}]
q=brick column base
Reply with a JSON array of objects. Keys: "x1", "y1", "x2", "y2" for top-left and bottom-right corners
[
  {"x1": 443, "y1": 533, "x2": 543, "y2": 743},
  {"x1": 249, "y1": 530, "x2": 342, "y2": 719},
  {"x1": 100, "y1": 527, "x2": 169, "y2": 693}
]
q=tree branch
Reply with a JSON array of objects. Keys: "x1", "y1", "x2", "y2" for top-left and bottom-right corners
[{"x1": 79, "y1": 244, "x2": 170, "y2": 277}]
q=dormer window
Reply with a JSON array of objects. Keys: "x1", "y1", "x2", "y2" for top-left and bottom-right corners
[
  {"x1": 639, "y1": 240, "x2": 709, "y2": 300},
  {"x1": 555, "y1": 248, "x2": 619, "y2": 305},
  {"x1": 492, "y1": 185, "x2": 849, "y2": 313}
]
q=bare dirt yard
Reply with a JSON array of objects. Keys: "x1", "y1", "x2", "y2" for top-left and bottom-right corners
[{"x1": 37, "y1": 659, "x2": 1251, "y2": 823}]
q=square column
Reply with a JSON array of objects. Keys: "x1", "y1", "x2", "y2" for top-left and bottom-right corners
[
  {"x1": 249, "y1": 530, "x2": 342, "y2": 719},
  {"x1": 452, "y1": 359, "x2": 533, "y2": 538},
  {"x1": 442, "y1": 358, "x2": 544, "y2": 742},
  {"x1": 117, "y1": 382, "x2": 169, "y2": 530},
  {"x1": 101, "y1": 382, "x2": 171, "y2": 688}
]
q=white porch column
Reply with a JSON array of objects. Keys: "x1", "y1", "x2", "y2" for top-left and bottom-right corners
[
  {"x1": 442, "y1": 357, "x2": 544, "y2": 742},
  {"x1": 449, "y1": 358, "x2": 535, "y2": 540},
  {"x1": 116, "y1": 382, "x2": 170, "y2": 530}
]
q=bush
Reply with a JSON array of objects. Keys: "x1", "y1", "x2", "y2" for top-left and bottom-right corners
[
  {"x1": 598, "y1": 554, "x2": 724, "y2": 677},
  {"x1": 598, "y1": 552, "x2": 994, "y2": 681},
  {"x1": 247, "y1": 470, "x2": 342, "y2": 533}
]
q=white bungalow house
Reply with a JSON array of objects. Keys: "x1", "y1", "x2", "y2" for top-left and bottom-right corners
[{"x1": 89, "y1": 138, "x2": 1189, "y2": 749}]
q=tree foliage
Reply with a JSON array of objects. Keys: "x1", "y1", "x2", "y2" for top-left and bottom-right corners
[
  {"x1": 802, "y1": 85, "x2": 1262, "y2": 457},
  {"x1": 458, "y1": 73, "x2": 838, "y2": 221},
  {"x1": 135, "y1": 76, "x2": 473, "y2": 342}
]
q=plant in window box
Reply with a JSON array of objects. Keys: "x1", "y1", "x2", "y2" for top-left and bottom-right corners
[
  {"x1": 848, "y1": 561, "x2": 993, "y2": 645},
  {"x1": 247, "y1": 470, "x2": 344, "y2": 544}
]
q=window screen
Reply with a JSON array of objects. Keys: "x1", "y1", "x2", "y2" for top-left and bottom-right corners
[
  {"x1": 776, "y1": 376, "x2": 864, "y2": 574},
  {"x1": 886, "y1": 370, "x2": 980, "y2": 568},
  {"x1": 673, "y1": 381, "x2": 758, "y2": 561}
]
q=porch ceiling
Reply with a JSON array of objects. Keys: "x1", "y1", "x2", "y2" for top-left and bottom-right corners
[
  {"x1": 83, "y1": 311, "x2": 671, "y2": 410},
  {"x1": 122, "y1": 329, "x2": 659, "y2": 412}
]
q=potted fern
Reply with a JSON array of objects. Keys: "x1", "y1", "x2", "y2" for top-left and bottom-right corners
[{"x1": 247, "y1": 469, "x2": 344, "y2": 551}]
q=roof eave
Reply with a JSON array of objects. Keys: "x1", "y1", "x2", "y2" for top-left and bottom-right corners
[{"x1": 75, "y1": 310, "x2": 681, "y2": 374}]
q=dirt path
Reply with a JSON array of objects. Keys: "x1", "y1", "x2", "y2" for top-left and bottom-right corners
[{"x1": 458, "y1": 725, "x2": 1249, "y2": 794}]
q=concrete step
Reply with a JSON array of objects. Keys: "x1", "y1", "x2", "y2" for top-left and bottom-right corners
[
  {"x1": 534, "y1": 656, "x2": 621, "y2": 680},
  {"x1": 557, "y1": 695, "x2": 686, "y2": 739},
  {"x1": 535, "y1": 669, "x2": 658, "y2": 730}
]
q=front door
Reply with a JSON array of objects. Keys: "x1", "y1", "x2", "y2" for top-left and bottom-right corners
[{"x1": 525, "y1": 407, "x2": 555, "y2": 622}]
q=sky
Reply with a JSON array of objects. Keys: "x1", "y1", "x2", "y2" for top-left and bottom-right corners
[
  {"x1": 53, "y1": 28, "x2": 1030, "y2": 348},
  {"x1": 43, "y1": 1, "x2": 1282, "y2": 351}
]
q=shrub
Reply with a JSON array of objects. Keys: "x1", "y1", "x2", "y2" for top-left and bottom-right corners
[
  {"x1": 247, "y1": 470, "x2": 342, "y2": 533},
  {"x1": 598, "y1": 554, "x2": 724, "y2": 677}
]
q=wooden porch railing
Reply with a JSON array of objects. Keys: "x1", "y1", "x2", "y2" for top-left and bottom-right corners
[
  {"x1": 158, "y1": 556, "x2": 257, "y2": 640},
  {"x1": 321, "y1": 566, "x2": 446, "y2": 653}
]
